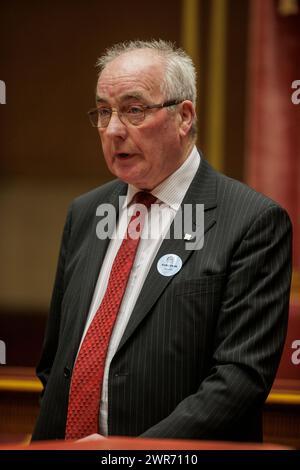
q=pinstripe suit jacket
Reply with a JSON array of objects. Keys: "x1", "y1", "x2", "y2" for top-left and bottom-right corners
[{"x1": 32, "y1": 158, "x2": 292, "y2": 441}]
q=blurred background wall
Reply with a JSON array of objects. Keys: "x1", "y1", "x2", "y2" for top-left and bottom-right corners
[
  {"x1": 0, "y1": 0, "x2": 299, "y2": 446},
  {"x1": 0, "y1": 0, "x2": 252, "y2": 366}
]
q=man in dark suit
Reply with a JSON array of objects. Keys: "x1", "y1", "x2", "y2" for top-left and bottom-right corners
[{"x1": 32, "y1": 40, "x2": 292, "y2": 442}]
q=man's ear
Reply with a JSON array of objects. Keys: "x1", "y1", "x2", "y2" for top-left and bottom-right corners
[{"x1": 178, "y1": 101, "x2": 195, "y2": 137}]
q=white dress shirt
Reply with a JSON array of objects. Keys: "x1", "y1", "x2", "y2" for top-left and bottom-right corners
[{"x1": 80, "y1": 146, "x2": 200, "y2": 435}]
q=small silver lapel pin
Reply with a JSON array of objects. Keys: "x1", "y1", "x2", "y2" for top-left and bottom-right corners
[{"x1": 184, "y1": 233, "x2": 192, "y2": 240}]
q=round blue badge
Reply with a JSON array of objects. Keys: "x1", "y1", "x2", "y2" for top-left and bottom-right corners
[{"x1": 157, "y1": 254, "x2": 183, "y2": 277}]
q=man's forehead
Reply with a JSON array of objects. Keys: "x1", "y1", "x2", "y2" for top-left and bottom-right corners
[
  {"x1": 96, "y1": 52, "x2": 164, "y2": 100},
  {"x1": 98, "y1": 50, "x2": 164, "y2": 83},
  {"x1": 96, "y1": 91, "x2": 146, "y2": 103}
]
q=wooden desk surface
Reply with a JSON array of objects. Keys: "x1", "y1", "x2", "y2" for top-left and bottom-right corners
[{"x1": 0, "y1": 435, "x2": 293, "y2": 451}]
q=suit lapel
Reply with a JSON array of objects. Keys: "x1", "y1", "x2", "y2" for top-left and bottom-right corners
[{"x1": 116, "y1": 158, "x2": 218, "y2": 353}]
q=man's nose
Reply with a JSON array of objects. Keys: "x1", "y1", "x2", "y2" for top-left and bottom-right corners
[{"x1": 105, "y1": 110, "x2": 127, "y2": 137}]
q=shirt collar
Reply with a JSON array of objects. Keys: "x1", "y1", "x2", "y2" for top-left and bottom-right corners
[{"x1": 123, "y1": 146, "x2": 201, "y2": 210}]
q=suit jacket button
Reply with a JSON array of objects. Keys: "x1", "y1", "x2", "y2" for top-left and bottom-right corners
[{"x1": 64, "y1": 367, "x2": 71, "y2": 378}]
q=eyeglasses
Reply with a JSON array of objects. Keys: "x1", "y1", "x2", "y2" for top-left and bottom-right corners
[{"x1": 87, "y1": 99, "x2": 183, "y2": 128}]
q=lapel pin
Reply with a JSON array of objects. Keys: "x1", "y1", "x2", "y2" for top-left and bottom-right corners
[{"x1": 184, "y1": 233, "x2": 192, "y2": 240}]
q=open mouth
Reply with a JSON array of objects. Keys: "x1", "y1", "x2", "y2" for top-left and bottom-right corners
[{"x1": 116, "y1": 153, "x2": 133, "y2": 159}]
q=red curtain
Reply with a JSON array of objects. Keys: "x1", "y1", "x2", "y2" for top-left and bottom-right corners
[{"x1": 246, "y1": 0, "x2": 300, "y2": 272}]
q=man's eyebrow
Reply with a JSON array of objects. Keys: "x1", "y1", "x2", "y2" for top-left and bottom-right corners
[
  {"x1": 95, "y1": 93, "x2": 146, "y2": 103},
  {"x1": 96, "y1": 96, "x2": 107, "y2": 104},
  {"x1": 120, "y1": 93, "x2": 146, "y2": 101}
]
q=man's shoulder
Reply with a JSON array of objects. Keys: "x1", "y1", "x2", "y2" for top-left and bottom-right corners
[
  {"x1": 197, "y1": 158, "x2": 291, "y2": 232},
  {"x1": 71, "y1": 178, "x2": 126, "y2": 212},
  {"x1": 204, "y1": 159, "x2": 285, "y2": 213}
]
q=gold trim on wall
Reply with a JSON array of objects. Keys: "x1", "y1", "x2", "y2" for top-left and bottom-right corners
[
  {"x1": 278, "y1": 0, "x2": 299, "y2": 15},
  {"x1": 181, "y1": 0, "x2": 200, "y2": 73},
  {"x1": 291, "y1": 270, "x2": 300, "y2": 302},
  {"x1": 206, "y1": 0, "x2": 227, "y2": 172}
]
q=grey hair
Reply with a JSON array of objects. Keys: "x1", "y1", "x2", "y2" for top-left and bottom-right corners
[{"x1": 96, "y1": 39, "x2": 197, "y2": 138}]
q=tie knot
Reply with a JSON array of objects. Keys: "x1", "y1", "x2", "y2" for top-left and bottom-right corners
[{"x1": 133, "y1": 191, "x2": 157, "y2": 209}]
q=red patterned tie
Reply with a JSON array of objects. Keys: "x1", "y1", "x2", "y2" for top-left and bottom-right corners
[{"x1": 65, "y1": 191, "x2": 156, "y2": 439}]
